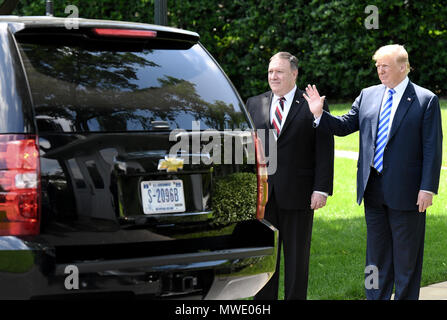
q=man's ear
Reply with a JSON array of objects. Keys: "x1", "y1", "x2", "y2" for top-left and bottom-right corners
[
  {"x1": 399, "y1": 63, "x2": 406, "y2": 73},
  {"x1": 293, "y1": 69, "x2": 298, "y2": 80}
]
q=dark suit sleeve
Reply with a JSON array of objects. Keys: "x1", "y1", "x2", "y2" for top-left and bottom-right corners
[
  {"x1": 245, "y1": 97, "x2": 254, "y2": 119},
  {"x1": 318, "y1": 91, "x2": 362, "y2": 136},
  {"x1": 245, "y1": 98, "x2": 253, "y2": 112},
  {"x1": 420, "y1": 94, "x2": 443, "y2": 193},
  {"x1": 314, "y1": 100, "x2": 335, "y2": 195}
]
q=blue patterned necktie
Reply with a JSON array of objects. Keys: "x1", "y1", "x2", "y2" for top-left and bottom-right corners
[{"x1": 373, "y1": 88, "x2": 395, "y2": 173}]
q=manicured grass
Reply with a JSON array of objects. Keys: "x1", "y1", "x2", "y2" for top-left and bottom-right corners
[{"x1": 307, "y1": 157, "x2": 366, "y2": 300}]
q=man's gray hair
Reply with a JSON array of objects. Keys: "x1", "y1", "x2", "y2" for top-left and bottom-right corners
[{"x1": 270, "y1": 52, "x2": 298, "y2": 71}]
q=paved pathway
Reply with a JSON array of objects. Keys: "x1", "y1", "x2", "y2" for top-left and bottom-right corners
[
  {"x1": 419, "y1": 281, "x2": 447, "y2": 300},
  {"x1": 389, "y1": 282, "x2": 447, "y2": 300}
]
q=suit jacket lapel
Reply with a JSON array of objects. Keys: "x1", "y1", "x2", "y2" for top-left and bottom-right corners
[
  {"x1": 261, "y1": 92, "x2": 273, "y2": 130},
  {"x1": 371, "y1": 85, "x2": 386, "y2": 143},
  {"x1": 278, "y1": 89, "x2": 304, "y2": 138},
  {"x1": 388, "y1": 82, "x2": 416, "y2": 142}
]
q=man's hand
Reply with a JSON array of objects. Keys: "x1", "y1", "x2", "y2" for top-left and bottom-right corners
[
  {"x1": 311, "y1": 192, "x2": 327, "y2": 210},
  {"x1": 416, "y1": 191, "x2": 433, "y2": 213},
  {"x1": 303, "y1": 84, "x2": 325, "y2": 118}
]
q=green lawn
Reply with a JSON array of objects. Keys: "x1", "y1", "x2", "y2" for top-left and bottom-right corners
[
  {"x1": 308, "y1": 157, "x2": 366, "y2": 300},
  {"x1": 274, "y1": 99, "x2": 447, "y2": 300}
]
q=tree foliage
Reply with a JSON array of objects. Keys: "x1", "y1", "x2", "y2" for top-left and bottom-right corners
[{"x1": 13, "y1": 0, "x2": 447, "y2": 101}]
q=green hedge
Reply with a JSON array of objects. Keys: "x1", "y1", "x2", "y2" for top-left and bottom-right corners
[
  {"x1": 13, "y1": 0, "x2": 447, "y2": 101},
  {"x1": 211, "y1": 172, "x2": 257, "y2": 225}
]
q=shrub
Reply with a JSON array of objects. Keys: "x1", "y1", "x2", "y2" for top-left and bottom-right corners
[
  {"x1": 13, "y1": 0, "x2": 447, "y2": 101},
  {"x1": 211, "y1": 172, "x2": 257, "y2": 225}
]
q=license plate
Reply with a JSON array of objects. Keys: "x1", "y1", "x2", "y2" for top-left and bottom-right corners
[{"x1": 141, "y1": 180, "x2": 186, "y2": 214}]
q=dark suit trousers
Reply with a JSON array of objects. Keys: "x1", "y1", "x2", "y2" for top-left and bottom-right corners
[
  {"x1": 363, "y1": 169, "x2": 426, "y2": 300},
  {"x1": 254, "y1": 189, "x2": 314, "y2": 300}
]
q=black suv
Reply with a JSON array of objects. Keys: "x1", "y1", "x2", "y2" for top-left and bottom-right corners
[{"x1": 0, "y1": 15, "x2": 278, "y2": 299}]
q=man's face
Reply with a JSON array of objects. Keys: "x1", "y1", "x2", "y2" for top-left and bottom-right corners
[
  {"x1": 375, "y1": 54, "x2": 406, "y2": 88},
  {"x1": 268, "y1": 58, "x2": 297, "y2": 96}
]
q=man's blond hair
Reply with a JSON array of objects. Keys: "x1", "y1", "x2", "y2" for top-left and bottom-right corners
[{"x1": 372, "y1": 44, "x2": 411, "y2": 75}]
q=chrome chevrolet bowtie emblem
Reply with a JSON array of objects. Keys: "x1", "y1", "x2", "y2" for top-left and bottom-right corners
[{"x1": 158, "y1": 156, "x2": 184, "y2": 172}]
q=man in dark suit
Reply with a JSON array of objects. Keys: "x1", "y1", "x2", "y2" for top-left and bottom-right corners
[
  {"x1": 305, "y1": 44, "x2": 443, "y2": 300},
  {"x1": 246, "y1": 52, "x2": 334, "y2": 300}
]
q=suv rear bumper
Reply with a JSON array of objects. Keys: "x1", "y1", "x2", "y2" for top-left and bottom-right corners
[{"x1": 0, "y1": 220, "x2": 278, "y2": 300}]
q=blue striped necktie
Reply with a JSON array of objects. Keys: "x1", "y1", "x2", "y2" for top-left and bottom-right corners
[{"x1": 373, "y1": 88, "x2": 395, "y2": 173}]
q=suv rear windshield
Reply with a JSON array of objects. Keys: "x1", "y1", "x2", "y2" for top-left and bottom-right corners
[{"x1": 17, "y1": 39, "x2": 248, "y2": 133}]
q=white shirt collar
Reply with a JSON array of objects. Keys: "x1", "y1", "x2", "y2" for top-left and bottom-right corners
[
  {"x1": 388, "y1": 76, "x2": 409, "y2": 95},
  {"x1": 273, "y1": 85, "x2": 297, "y2": 103}
]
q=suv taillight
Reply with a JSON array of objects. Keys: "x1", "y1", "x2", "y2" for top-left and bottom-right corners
[
  {"x1": 254, "y1": 133, "x2": 268, "y2": 220},
  {"x1": 92, "y1": 28, "x2": 157, "y2": 38},
  {"x1": 0, "y1": 135, "x2": 40, "y2": 236}
]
